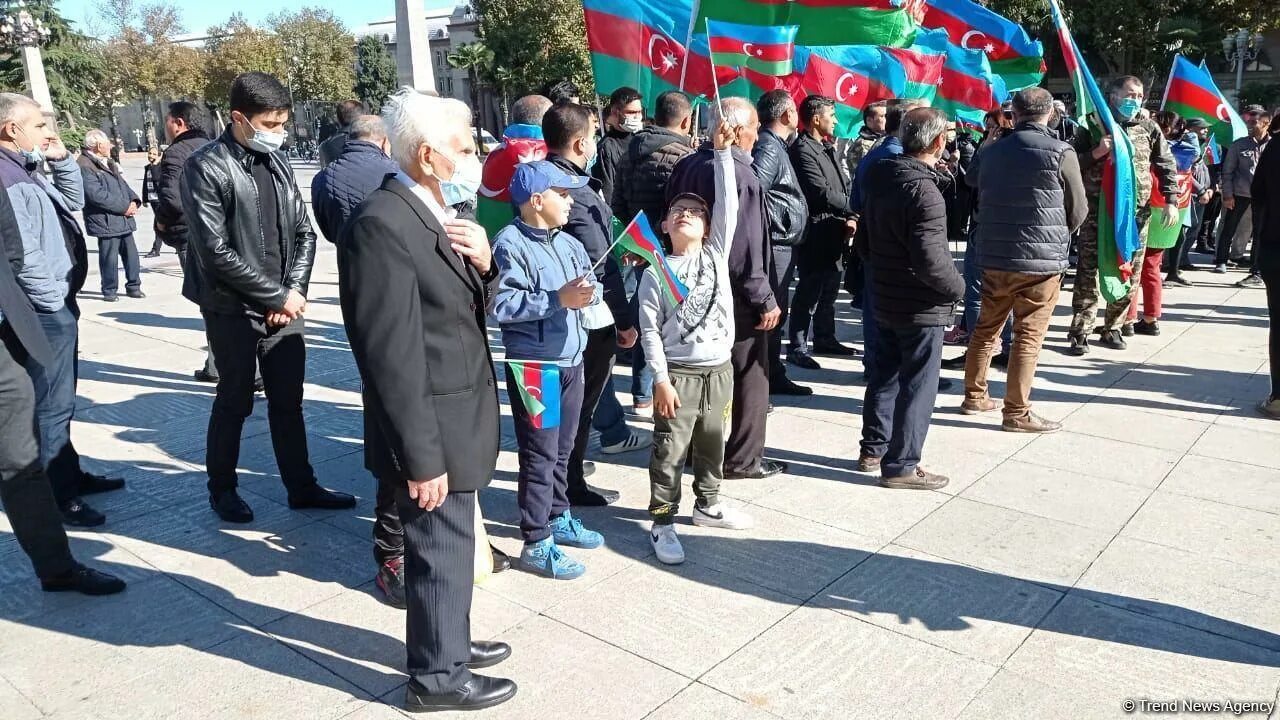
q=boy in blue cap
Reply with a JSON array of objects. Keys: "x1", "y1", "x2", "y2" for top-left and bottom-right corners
[{"x1": 492, "y1": 160, "x2": 607, "y2": 580}]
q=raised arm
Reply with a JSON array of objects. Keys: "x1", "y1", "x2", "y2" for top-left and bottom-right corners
[{"x1": 707, "y1": 127, "x2": 739, "y2": 254}]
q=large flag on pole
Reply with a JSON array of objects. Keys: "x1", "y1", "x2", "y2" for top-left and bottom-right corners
[
  {"x1": 706, "y1": 20, "x2": 799, "y2": 76},
  {"x1": 920, "y1": 0, "x2": 1044, "y2": 91},
  {"x1": 1048, "y1": 0, "x2": 1140, "y2": 303},
  {"x1": 696, "y1": 0, "x2": 924, "y2": 48},
  {"x1": 1161, "y1": 54, "x2": 1248, "y2": 164}
]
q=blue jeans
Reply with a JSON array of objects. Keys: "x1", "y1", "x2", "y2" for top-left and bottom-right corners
[
  {"x1": 963, "y1": 240, "x2": 1012, "y2": 348},
  {"x1": 627, "y1": 268, "x2": 654, "y2": 404},
  {"x1": 862, "y1": 262, "x2": 878, "y2": 370},
  {"x1": 21, "y1": 307, "x2": 79, "y2": 505},
  {"x1": 97, "y1": 233, "x2": 141, "y2": 297},
  {"x1": 591, "y1": 374, "x2": 630, "y2": 446}
]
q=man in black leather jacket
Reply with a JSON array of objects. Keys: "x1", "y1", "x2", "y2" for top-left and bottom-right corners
[
  {"x1": 752, "y1": 90, "x2": 811, "y2": 396},
  {"x1": 183, "y1": 71, "x2": 355, "y2": 524}
]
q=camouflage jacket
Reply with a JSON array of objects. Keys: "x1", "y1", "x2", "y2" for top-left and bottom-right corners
[{"x1": 1074, "y1": 116, "x2": 1177, "y2": 209}]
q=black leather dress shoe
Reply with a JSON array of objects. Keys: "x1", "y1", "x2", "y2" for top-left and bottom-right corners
[
  {"x1": 404, "y1": 675, "x2": 517, "y2": 713},
  {"x1": 467, "y1": 641, "x2": 511, "y2": 669},
  {"x1": 126, "y1": 289, "x2": 146, "y2": 299},
  {"x1": 567, "y1": 483, "x2": 619, "y2": 506},
  {"x1": 193, "y1": 369, "x2": 219, "y2": 383},
  {"x1": 79, "y1": 471, "x2": 125, "y2": 495},
  {"x1": 787, "y1": 351, "x2": 821, "y2": 370},
  {"x1": 770, "y1": 377, "x2": 813, "y2": 396},
  {"x1": 490, "y1": 545, "x2": 511, "y2": 574},
  {"x1": 376, "y1": 557, "x2": 407, "y2": 610},
  {"x1": 210, "y1": 491, "x2": 254, "y2": 524},
  {"x1": 287, "y1": 485, "x2": 358, "y2": 510},
  {"x1": 61, "y1": 497, "x2": 106, "y2": 527},
  {"x1": 724, "y1": 459, "x2": 788, "y2": 480},
  {"x1": 812, "y1": 340, "x2": 860, "y2": 356},
  {"x1": 941, "y1": 353, "x2": 968, "y2": 370},
  {"x1": 41, "y1": 565, "x2": 126, "y2": 596}
]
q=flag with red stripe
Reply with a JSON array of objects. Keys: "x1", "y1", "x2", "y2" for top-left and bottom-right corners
[
  {"x1": 612, "y1": 213, "x2": 689, "y2": 305},
  {"x1": 706, "y1": 20, "x2": 798, "y2": 77},
  {"x1": 504, "y1": 360, "x2": 561, "y2": 429},
  {"x1": 1161, "y1": 54, "x2": 1247, "y2": 164},
  {"x1": 920, "y1": 0, "x2": 1044, "y2": 90}
]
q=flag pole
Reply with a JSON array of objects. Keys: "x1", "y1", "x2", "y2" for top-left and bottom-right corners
[
  {"x1": 589, "y1": 236, "x2": 624, "y2": 273},
  {"x1": 678, "y1": 0, "x2": 703, "y2": 92},
  {"x1": 705, "y1": 18, "x2": 725, "y2": 115},
  {"x1": 1160, "y1": 55, "x2": 1177, "y2": 111}
]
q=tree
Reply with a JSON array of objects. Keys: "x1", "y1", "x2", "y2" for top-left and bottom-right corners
[
  {"x1": 204, "y1": 14, "x2": 286, "y2": 110},
  {"x1": 353, "y1": 35, "x2": 397, "y2": 112},
  {"x1": 0, "y1": 0, "x2": 105, "y2": 132},
  {"x1": 448, "y1": 41, "x2": 493, "y2": 148},
  {"x1": 473, "y1": 0, "x2": 591, "y2": 98},
  {"x1": 267, "y1": 8, "x2": 356, "y2": 103},
  {"x1": 98, "y1": 0, "x2": 205, "y2": 102}
]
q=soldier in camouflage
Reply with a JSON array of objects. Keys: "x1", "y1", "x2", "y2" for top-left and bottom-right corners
[
  {"x1": 841, "y1": 101, "x2": 888, "y2": 181},
  {"x1": 1068, "y1": 75, "x2": 1179, "y2": 355}
]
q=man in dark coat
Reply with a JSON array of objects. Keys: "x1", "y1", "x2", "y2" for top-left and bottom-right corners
[
  {"x1": 311, "y1": 115, "x2": 398, "y2": 244},
  {"x1": 612, "y1": 90, "x2": 694, "y2": 231},
  {"x1": 668, "y1": 97, "x2": 787, "y2": 481},
  {"x1": 859, "y1": 107, "x2": 964, "y2": 491},
  {"x1": 593, "y1": 86, "x2": 643, "y2": 206},
  {"x1": 1253, "y1": 130, "x2": 1280, "y2": 418},
  {"x1": 78, "y1": 129, "x2": 143, "y2": 301},
  {"x1": 788, "y1": 95, "x2": 858, "y2": 371},
  {"x1": 340, "y1": 88, "x2": 516, "y2": 713}
]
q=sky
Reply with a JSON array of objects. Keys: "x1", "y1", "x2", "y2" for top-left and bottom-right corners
[{"x1": 55, "y1": 0, "x2": 459, "y2": 37}]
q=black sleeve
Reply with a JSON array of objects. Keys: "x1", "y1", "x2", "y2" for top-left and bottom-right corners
[
  {"x1": 730, "y1": 168, "x2": 777, "y2": 314},
  {"x1": 907, "y1": 182, "x2": 964, "y2": 302},
  {"x1": 792, "y1": 142, "x2": 849, "y2": 216},
  {"x1": 750, "y1": 139, "x2": 780, "y2": 189},
  {"x1": 155, "y1": 151, "x2": 186, "y2": 227},
  {"x1": 563, "y1": 201, "x2": 632, "y2": 330}
]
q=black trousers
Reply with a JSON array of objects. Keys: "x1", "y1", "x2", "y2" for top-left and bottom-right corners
[
  {"x1": 97, "y1": 234, "x2": 141, "y2": 297},
  {"x1": 374, "y1": 473, "x2": 405, "y2": 565},
  {"x1": 399, "y1": 487, "x2": 476, "y2": 695},
  {"x1": 860, "y1": 324, "x2": 944, "y2": 479},
  {"x1": 768, "y1": 245, "x2": 797, "y2": 380},
  {"x1": 568, "y1": 327, "x2": 617, "y2": 492},
  {"x1": 1216, "y1": 198, "x2": 1260, "y2": 268},
  {"x1": 203, "y1": 311, "x2": 316, "y2": 497},
  {"x1": 1266, "y1": 271, "x2": 1280, "y2": 399},
  {"x1": 0, "y1": 327, "x2": 76, "y2": 580},
  {"x1": 1197, "y1": 193, "x2": 1222, "y2": 247},
  {"x1": 789, "y1": 252, "x2": 842, "y2": 352},
  {"x1": 724, "y1": 328, "x2": 769, "y2": 475}
]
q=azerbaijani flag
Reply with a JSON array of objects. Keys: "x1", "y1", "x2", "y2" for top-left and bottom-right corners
[
  {"x1": 1146, "y1": 169, "x2": 1192, "y2": 250},
  {"x1": 504, "y1": 360, "x2": 561, "y2": 429},
  {"x1": 920, "y1": 0, "x2": 1044, "y2": 91},
  {"x1": 1161, "y1": 54, "x2": 1247, "y2": 165},
  {"x1": 907, "y1": 29, "x2": 1009, "y2": 129},
  {"x1": 706, "y1": 20, "x2": 798, "y2": 76},
  {"x1": 798, "y1": 46, "x2": 899, "y2": 138},
  {"x1": 612, "y1": 212, "x2": 689, "y2": 305},
  {"x1": 696, "y1": 0, "x2": 923, "y2": 49},
  {"x1": 1049, "y1": 0, "x2": 1139, "y2": 303}
]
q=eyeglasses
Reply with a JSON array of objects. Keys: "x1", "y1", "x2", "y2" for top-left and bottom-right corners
[{"x1": 668, "y1": 206, "x2": 707, "y2": 219}]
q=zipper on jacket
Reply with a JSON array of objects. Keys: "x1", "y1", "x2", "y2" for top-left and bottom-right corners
[{"x1": 532, "y1": 235, "x2": 584, "y2": 365}]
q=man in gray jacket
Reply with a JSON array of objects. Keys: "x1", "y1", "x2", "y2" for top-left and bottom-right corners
[
  {"x1": 962, "y1": 87, "x2": 1087, "y2": 433},
  {"x1": 1214, "y1": 105, "x2": 1271, "y2": 284}
]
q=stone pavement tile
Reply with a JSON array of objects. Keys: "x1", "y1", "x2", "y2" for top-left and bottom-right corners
[
  {"x1": 1160, "y1": 454, "x2": 1280, "y2": 515},
  {"x1": 954, "y1": 667, "x2": 1131, "y2": 719},
  {"x1": 477, "y1": 536, "x2": 651, "y2": 614},
  {"x1": 337, "y1": 701, "x2": 410, "y2": 720},
  {"x1": 701, "y1": 605, "x2": 996, "y2": 720},
  {"x1": 928, "y1": 447, "x2": 1012, "y2": 496},
  {"x1": 1011, "y1": 431, "x2": 1179, "y2": 489},
  {"x1": 1003, "y1": 594, "x2": 1280, "y2": 703},
  {"x1": 897, "y1": 497, "x2": 1112, "y2": 587},
  {"x1": 813, "y1": 544, "x2": 1061, "y2": 665},
  {"x1": 545, "y1": 561, "x2": 798, "y2": 678},
  {"x1": 670, "y1": 503, "x2": 877, "y2": 600},
  {"x1": 0, "y1": 575, "x2": 249, "y2": 716},
  {"x1": 1077, "y1": 535, "x2": 1280, "y2": 652},
  {"x1": 960, "y1": 460, "x2": 1152, "y2": 533},
  {"x1": 1216, "y1": 397, "x2": 1280, "y2": 436},
  {"x1": 646, "y1": 682, "x2": 779, "y2": 720},
  {"x1": 44, "y1": 630, "x2": 370, "y2": 720},
  {"x1": 1190, "y1": 424, "x2": 1280, "y2": 470},
  {"x1": 752, "y1": 473, "x2": 949, "y2": 545},
  {"x1": 1121, "y1": 491, "x2": 1280, "y2": 574},
  {"x1": 920, "y1": 419, "x2": 1038, "y2": 464},
  {"x1": 1062, "y1": 402, "x2": 1211, "y2": 452},
  {"x1": 0, "y1": 534, "x2": 155, "y2": 623},
  {"x1": 0, "y1": 676, "x2": 41, "y2": 720},
  {"x1": 1095, "y1": 384, "x2": 1235, "y2": 423}
]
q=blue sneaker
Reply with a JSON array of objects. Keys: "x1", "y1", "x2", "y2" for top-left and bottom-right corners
[
  {"x1": 549, "y1": 510, "x2": 605, "y2": 549},
  {"x1": 518, "y1": 537, "x2": 586, "y2": 580}
]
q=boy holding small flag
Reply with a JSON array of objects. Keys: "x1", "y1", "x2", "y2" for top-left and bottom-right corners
[
  {"x1": 639, "y1": 118, "x2": 754, "y2": 566},
  {"x1": 492, "y1": 161, "x2": 608, "y2": 580}
]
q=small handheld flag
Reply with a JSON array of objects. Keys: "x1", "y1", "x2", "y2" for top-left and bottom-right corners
[
  {"x1": 705, "y1": 19, "x2": 799, "y2": 77},
  {"x1": 611, "y1": 213, "x2": 689, "y2": 306},
  {"x1": 504, "y1": 360, "x2": 561, "y2": 429}
]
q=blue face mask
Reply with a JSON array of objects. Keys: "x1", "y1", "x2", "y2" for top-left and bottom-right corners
[
  {"x1": 15, "y1": 126, "x2": 43, "y2": 166},
  {"x1": 1116, "y1": 97, "x2": 1143, "y2": 121},
  {"x1": 584, "y1": 150, "x2": 598, "y2": 174}
]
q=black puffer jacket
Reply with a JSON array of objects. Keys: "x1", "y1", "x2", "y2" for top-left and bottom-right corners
[
  {"x1": 864, "y1": 154, "x2": 964, "y2": 328},
  {"x1": 751, "y1": 128, "x2": 808, "y2": 247},
  {"x1": 154, "y1": 128, "x2": 211, "y2": 247},
  {"x1": 592, "y1": 126, "x2": 633, "y2": 207},
  {"x1": 610, "y1": 126, "x2": 693, "y2": 229},
  {"x1": 181, "y1": 126, "x2": 316, "y2": 314}
]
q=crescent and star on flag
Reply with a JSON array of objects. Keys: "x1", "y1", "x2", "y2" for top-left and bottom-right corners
[
  {"x1": 835, "y1": 73, "x2": 859, "y2": 103},
  {"x1": 960, "y1": 29, "x2": 996, "y2": 55},
  {"x1": 647, "y1": 34, "x2": 680, "y2": 72}
]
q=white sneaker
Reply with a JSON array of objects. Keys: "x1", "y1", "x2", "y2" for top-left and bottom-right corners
[
  {"x1": 600, "y1": 429, "x2": 652, "y2": 455},
  {"x1": 692, "y1": 502, "x2": 754, "y2": 530},
  {"x1": 650, "y1": 523, "x2": 685, "y2": 565},
  {"x1": 629, "y1": 404, "x2": 654, "y2": 422}
]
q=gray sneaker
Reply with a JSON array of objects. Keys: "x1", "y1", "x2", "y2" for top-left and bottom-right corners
[{"x1": 1002, "y1": 412, "x2": 1063, "y2": 434}]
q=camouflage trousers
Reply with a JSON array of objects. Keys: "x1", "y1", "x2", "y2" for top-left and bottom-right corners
[{"x1": 1069, "y1": 206, "x2": 1151, "y2": 338}]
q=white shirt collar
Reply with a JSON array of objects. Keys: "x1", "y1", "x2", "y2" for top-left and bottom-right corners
[{"x1": 396, "y1": 172, "x2": 456, "y2": 227}]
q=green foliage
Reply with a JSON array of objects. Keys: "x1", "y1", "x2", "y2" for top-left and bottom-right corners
[
  {"x1": 266, "y1": 8, "x2": 356, "y2": 102},
  {"x1": 353, "y1": 35, "x2": 397, "y2": 112},
  {"x1": 1239, "y1": 81, "x2": 1280, "y2": 110},
  {"x1": 98, "y1": 0, "x2": 205, "y2": 102},
  {"x1": 0, "y1": 0, "x2": 105, "y2": 125},
  {"x1": 204, "y1": 14, "x2": 286, "y2": 109},
  {"x1": 473, "y1": 0, "x2": 591, "y2": 97}
]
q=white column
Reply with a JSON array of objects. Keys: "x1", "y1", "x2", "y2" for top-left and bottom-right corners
[
  {"x1": 394, "y1": 0, "x2": 435, "y2": 91},
  {"x1": 20, "y1": 44, "x2": 52, "y2": 113}
]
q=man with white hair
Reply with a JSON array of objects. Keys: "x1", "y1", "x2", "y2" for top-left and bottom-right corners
[
  {"x1": 77, "y1": 129, "x2": 143, "y2": 301},
  {"x1": 339, "y1": 88, "x2": 517, "y2": 713}
]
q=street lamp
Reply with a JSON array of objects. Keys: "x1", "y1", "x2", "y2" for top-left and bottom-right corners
[
  {"x1": 0, "y1": 0, "x2": 53, "y2": 112},
  {"x1": 1222, "y1": 28, "x2": 1265, "y2": 99}
]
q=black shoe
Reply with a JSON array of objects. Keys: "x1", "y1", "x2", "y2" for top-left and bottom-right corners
[
  {"x1": 1164, "y1": 274, "x2": 1194, "y2": 287},
  {"x1": 567, "y1": 483, "x2": 619, "y2": 507},
  {"x1": 126, "y1": 289, "x2": 146, "y2": 299},
  {"x1": 253, "y1": 377, "x2": 265, "y2": 392},
  {"x1": 991, "y1": 352, "x2": 1010, "y2": 370},
  {"x1": 1068, "y1": 335, "x2": 1090, "y2": 356},
  {"x1": 193, "y1": 369, "x2": 219, "y2": 384},
  {"x1": 61, "y1": 497, "x2": 106, "y2": 527},
  {"x1": 490, "y1": 544, "x2": 511, "y2": 574},
  {"x1": 143, "y1": 250, "x2": 160, "y2": 258},
  {"x1": 787, "y1": 351, "x2": 821, "y2": 370},
  {"x1": 724, "y1": 459, "x2": 787, "y2": 480},
  {"x1": 40, "y1": 565, "x2": 126, "y2": 596},
  {"x1": 938, "y1": 377, "x2": 954, "y2": 391},
  {"x1": 1099, "y1": 330, "x2": 1127, "y2": 350},
  {"x1": 209, "y1": 491, "x2": 254, "y2": 523},
  {"x1": 582, "y1": 460, "x2": 596, "y2": 478},
  {"x1": 404, "y1": 675, "x2": 517, "y2": 713},
  {"x1": 78, "y1": 471, "x2": 125, "y2": 495},
  {"x1": 770, "y1": 376, "x2": 813, "y2": 396},
  {"x1": 941, "y1": 352, "x2": 968, "y2": 370},
  {"x1": 287, "y1": 485, "x2": 358, "y2": 510},
  {"x1": 1179, "y1": 264, "x2": 1200, "y2": 272},
  {"x1": 812, "y1": 339, "x2": 860, "y2": 357},
  {"x1": 467, "y1": 641, "x2": 512, "y2": 669},
  {"x1": 1120, "y1": 323, "x2": 1134, "y2": 338},
  {"x1": 1134, "y1": 319, "x2": 1161, "y2": 336},
  {"x1": 102, "y1": 294, "x2": 118, "y2": 302},
  {"x1": 1237, "y1": 273, "x2": 1264, "y2": 288},
  {"x1": 375, "y1": 557, "x2": 407, "y2": 610}
]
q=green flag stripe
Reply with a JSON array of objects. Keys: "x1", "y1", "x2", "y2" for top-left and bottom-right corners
[{"x1": 698, "y1": 0, "x2": 915, "y2": 47}]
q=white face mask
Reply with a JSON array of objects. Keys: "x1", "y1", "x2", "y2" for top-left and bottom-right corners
[
  {"x1": 621, "y1": 116, "x2": 643, "y2": 133},
  {"x1": 236, "y1": 113, "x2": 287, "y2": 153},
  {"x1": 434, "y1": 147, "x2": 483, "y2": 206}
]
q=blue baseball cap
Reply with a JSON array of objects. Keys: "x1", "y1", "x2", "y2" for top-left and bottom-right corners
[{"x1": 509, "y1": 160, "x2": 589, "y2": 205}]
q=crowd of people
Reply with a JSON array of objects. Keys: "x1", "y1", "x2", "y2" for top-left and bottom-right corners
[{"x1": 0, "y1": 66, "x2": 1278, "y2": 713}]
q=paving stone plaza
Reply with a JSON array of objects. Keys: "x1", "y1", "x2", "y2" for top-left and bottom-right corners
[{"x1": 1, "y1": 157, "x2": 1279, "y2": 720}]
